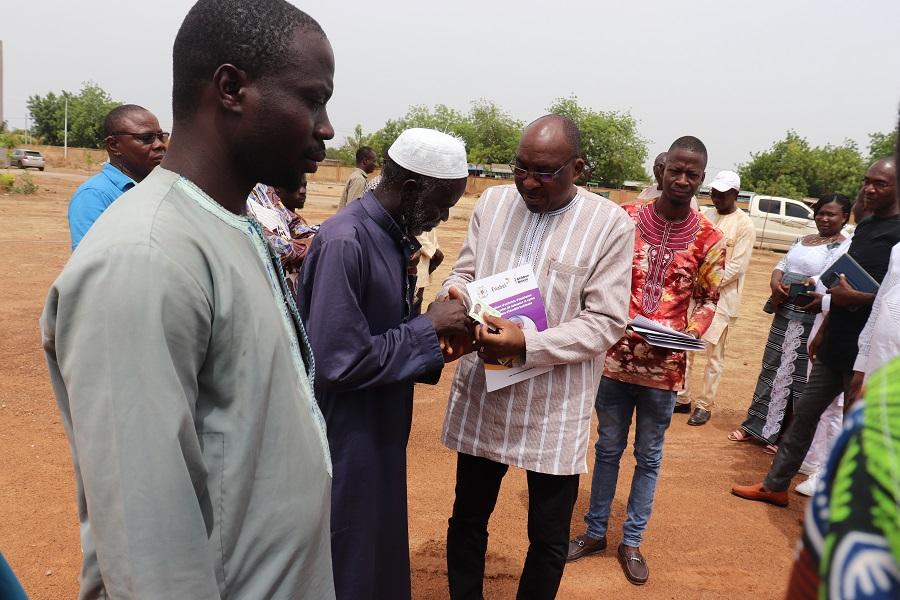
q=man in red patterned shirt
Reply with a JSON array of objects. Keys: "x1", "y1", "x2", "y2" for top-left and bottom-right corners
[{"x1": 567, "y1": 136, "x2": 725, "y2": 585}]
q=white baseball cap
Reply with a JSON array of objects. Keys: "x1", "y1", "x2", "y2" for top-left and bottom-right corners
[
  {"x1": 387, "y1": 128, "x2": 469, "y2": 179},
  {"x1": 709, "y1": 170, "x2": 740, "y2": 192}
]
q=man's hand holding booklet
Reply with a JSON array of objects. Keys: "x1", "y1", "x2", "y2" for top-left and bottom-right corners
[
  {"x1": 464, "y1": 265, "x2": 553, "y2": 392},
  {"x1": 626, "y1": 315, "x2": 705, "y2": 351}
]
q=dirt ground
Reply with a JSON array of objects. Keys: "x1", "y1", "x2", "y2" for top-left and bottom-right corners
[{"x1": 0, "y1": 169, "x2": 805, "y2": 599}]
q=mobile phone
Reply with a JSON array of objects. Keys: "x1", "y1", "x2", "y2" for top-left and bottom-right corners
[
  {"x1": 821, "y1": 272, "x2": 839, "y2": 289},
  {"x1": 793, "y1": 293, "x2": 814, "y2": 307},
  {"x1": 788, "y1": 283, "x2": 813, "y2": 298}
]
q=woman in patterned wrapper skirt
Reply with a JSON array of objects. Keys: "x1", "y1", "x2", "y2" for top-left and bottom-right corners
[{"x1": 729, "y1": 195, "x2": 851, "y2": 451}]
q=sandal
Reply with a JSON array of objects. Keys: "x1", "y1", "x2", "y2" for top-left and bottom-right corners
[
  {"x1": 764, "y1": 444, "x2": 778, "y2": 455},
  {"x1": 728, "y1": 429, "x2": 751, "y2": 442}
]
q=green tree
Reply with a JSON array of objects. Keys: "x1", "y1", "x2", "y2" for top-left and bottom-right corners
[
  {"x1": 333, "y1": 98, "x2": 645, "y2": 183},
  {"x1": 739, "y1": 131, "x2": 865, "y2": 198},
  {"x1": 326, "y1": 124, "x2": 372, "y2": 164},
  {"x1": 546, "y1": 95, "x2": 649, "y2": 187},
  {"x1": 359, "y1": 100, "x2": 521, "y2": 167},
  {"x1": 366, "y1": 104, "x2": 468, "y2": 162},
  {"x1": 867, "y1": 129, "x2": 897, "y2": 163},
  {"x1": 458, "y1": 99, "x2": 522, "y2": 165},
  {"x1": 0, "y1": 129, "x2": 31, "y2": 160},
  {"x1": 739, "y1": 131, "x2": 811, "y2": 198},
  {"x1": 26, "y1": 82, "x2": 120, "y2": 148},
  {"x1": 27, "y1": 91, "x2": 67, "y2": 145},
  {"x1": 811, "y1": 142, "x2": 867, "y2": 198}
]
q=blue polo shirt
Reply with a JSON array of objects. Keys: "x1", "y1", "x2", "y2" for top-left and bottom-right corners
[
  {"x1": 67, "y1": 162, "x2": 135, "y2": 249},
  {"x1": 0, "y1": 551, "x2": 27, "y2": 600}
]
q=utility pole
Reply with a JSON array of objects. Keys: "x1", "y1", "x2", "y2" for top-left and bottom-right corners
[
  {"x1": 0, "y1": 40, "x2": 4, "y2": 130},
  {"x1": 64, "y1": 95, "x2": 68, "y2": 159}
]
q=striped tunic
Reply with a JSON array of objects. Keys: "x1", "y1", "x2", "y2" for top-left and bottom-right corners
[{"x1": 441, "y1": 185, "x2": 634, "y2": 475}]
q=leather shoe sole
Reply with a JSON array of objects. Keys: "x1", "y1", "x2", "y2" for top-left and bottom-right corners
[
  {"x1": 566, "y1": 534, "x2": 607, "y2": 562},
  {"x1": 617, "y1": 543, "x2": 648, "y2": 585},
  {"x1": 687, "y1": 407, "x2": 711, "y2": 426}
]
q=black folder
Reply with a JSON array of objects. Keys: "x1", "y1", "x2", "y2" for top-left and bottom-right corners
[{"x1": 820, "y1": 253, "x2": 880, "y2": 294}]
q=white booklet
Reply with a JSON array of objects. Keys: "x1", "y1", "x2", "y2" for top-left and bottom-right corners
[
  {"x1": 627, "y1": 315, "x2": 705, "y2": 351},
  {"x1": 466, "y1": 265, "x2": 553, "y2": 392}
]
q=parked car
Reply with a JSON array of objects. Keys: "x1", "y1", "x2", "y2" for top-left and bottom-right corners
[
  {"x1": 738, "y1": 193, "x2": 819, "y2": 251},
  {"x1": 10, "y1": 149, "x2": 45, "y2": 171}
]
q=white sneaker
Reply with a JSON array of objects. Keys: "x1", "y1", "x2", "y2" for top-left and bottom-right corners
[{"x1": 795, "y1": 472, "x2": 820, "y2": 497}]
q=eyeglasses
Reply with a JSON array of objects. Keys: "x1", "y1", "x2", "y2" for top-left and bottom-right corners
[
  {"x1": 863, "y1": 178, "x2": 894, "y2": 191},
  {"x1": 509, "y1": 158, "x2": 573, "y2": 183},
  {"x1": 110, "y1": 131, "x2": 170, "y2": 145}
]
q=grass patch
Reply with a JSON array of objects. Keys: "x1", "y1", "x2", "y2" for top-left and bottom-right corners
[{"x1": 11, "y1": 173, "x2": 38, "y2": 195}]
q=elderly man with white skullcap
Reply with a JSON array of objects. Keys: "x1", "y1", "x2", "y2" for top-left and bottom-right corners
[{"x1": 299, "y1": 128, "x2": 471, "y2": 600}]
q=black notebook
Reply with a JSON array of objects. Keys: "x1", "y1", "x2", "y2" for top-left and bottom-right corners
[{"x1": 820, "y1": 253, "x2": 880, "y2": 294}]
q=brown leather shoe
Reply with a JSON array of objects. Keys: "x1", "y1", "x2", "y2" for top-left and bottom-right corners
[
  {"x1": 617, "y1": 544, "x2": 648, "y2": 585},
  {"x1": 731, "y1": 482, "x2": 789, "y2": 507},
  {"x1": 566, "y1": 533, "x2": 607, "y2": 562},
  {"x1": 687, "y1": 407, "x2": 711, "y2": 425}
]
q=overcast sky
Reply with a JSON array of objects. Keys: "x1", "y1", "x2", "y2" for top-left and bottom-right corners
[{"x1": 4, "y1": 0, "x2": 900, "y2": 178}]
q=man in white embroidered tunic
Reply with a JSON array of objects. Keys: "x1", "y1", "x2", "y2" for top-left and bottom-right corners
[
  {"x1": 440, "y1": 115, "x2": 634, "y2": 599},
  {"x1": 675, "y1": 170, "x2": 754, "y2": 425},
  {"x1": 39, "y1": 2, "x2": 337, "y2": 598}
]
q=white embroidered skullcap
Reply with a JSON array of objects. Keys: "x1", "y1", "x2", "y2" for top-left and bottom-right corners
[{"x1": 387, "y1": 128, "x2": 469, "y2": 179}]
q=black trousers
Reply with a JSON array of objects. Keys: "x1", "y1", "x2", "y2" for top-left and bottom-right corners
[
  {"x1": 764, "y1": 358, "x2": 854, "y2": 491},
  {"x1": 446, "y1": 452, "x2": 579, "y2": 600}
]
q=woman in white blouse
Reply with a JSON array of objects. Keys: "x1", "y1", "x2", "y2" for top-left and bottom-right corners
[{"x1": 730, "y1": 195, "x2": 852, "y2": 451}]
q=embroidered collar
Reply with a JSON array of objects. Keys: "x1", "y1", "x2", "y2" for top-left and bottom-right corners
[
  {"x1": 521, "y1": 192, "x2": 581, "y2": 217},
  {"x1": 175, "y1": 173, "x2": 252, "y2": 230},
  {"x1": 636, "y1": 202, "x2": 702, "y2": 315},
  {"x1": 637, "y1": 202, "x2": 700, "y2": 250}
]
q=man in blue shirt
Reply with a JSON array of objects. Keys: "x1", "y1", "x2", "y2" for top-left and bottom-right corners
[{"x1": 67, "y1": 104, "x2": 168, "y2": 249}]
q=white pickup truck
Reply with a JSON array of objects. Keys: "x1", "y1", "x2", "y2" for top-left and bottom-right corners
[{"x1": 736, "y1": 192, "x2": 818, "y2": 251}]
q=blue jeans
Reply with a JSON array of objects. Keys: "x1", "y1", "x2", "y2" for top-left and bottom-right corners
[{"x1": 584, "y1": 376, "x2": 676, "y2": 547}]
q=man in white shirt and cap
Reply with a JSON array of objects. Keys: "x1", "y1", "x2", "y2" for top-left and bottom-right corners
[
  {"x1": 299, "y1": 127, "x2": 471, "y2": 600},
  {"x1": 675, "y1": 170, "x2": 754, "y2": 425}
]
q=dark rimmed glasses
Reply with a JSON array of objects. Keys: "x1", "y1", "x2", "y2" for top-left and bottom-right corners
[
  {"x1": 509, "y1": 158, "x2": 573, "y2": 183},
  {"x1": 863, "y1": 177, "x2": 894, "y2": 191},
  {"x1": 110, "y1": 131, "x2": 170, "y2": 145}
]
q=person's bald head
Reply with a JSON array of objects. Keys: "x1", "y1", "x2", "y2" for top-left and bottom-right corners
[
  {"x1": 523, "y1": 114, "x2": 582, "y2": 158},
  {"x1": 863, "y1": 157, "x2": 898, "y2": 217},
  {"x1": 103, "y1": 104, "x2": 153, "y2": 138},
  {"x1": 514, "y1": 115, "x2": 585, "y2": 213},
  {"x1": 653, "y1": 151, "x2": 667, "y2": 188}
]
